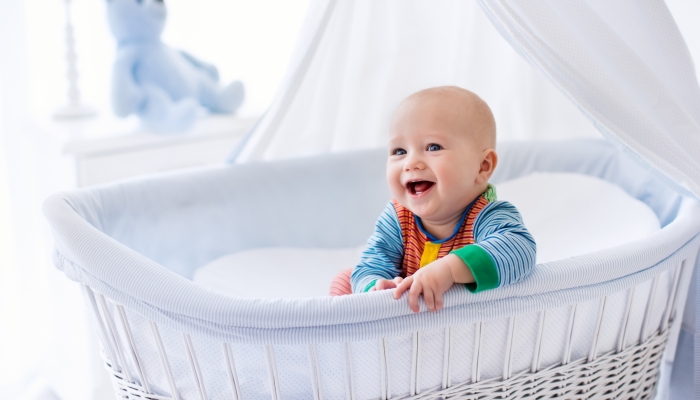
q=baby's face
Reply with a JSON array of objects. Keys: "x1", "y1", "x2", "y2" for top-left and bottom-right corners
[{"x1": 387, "y1": 94, "x2": 494, "y2": 223}]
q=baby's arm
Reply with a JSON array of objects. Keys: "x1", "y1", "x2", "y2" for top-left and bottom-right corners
[
  {"x1": 395, "y1": 201, "x2": 536, "y2": 312},
  {"x1": 351, "y1": 203, "x2": 404, "y2": 293},
  {"x1": 463, "y1": 200, "x2": 536, "y2": 291},
  {"x1": 371, "y1": 276, "x2": 404, "y2": 291}
]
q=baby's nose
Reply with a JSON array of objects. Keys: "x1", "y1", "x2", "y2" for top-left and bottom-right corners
[{"x1": 404, "y1": 158, "x2": 425, "y2": 171}]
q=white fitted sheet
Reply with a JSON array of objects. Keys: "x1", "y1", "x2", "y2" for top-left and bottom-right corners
[
  {"x1": 193, "y1": 172, "x2": 660, "y2": 298},
  {"x1": 193, "y1": 246, "x2": 364, "y2": 298}
]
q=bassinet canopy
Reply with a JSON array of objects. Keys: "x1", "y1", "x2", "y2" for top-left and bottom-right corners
[
  {"x1": 230, "y1": 0, "x2": 700, "y2": 396},
  {"x1": 232, "y1": 0, "x2": 700, "y2": 202}
]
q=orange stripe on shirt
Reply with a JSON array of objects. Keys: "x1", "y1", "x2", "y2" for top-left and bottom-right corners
[{"x1": 393, "y1": 193, "x2": 492, "y2": 277}]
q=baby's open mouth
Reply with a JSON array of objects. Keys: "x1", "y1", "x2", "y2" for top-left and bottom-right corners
[{"x1": 407, "y1": 180, "x2": 435, "y2": 196}]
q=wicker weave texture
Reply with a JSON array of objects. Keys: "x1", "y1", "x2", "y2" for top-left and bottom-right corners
[
  {"x1": 82, "y1": 261, "x2": 687, "y2": 400},
  {"x1": 100, "y1": 327, "x2": 668, "y2": 400},
  {"x1": 394, "y1": 329, "x2": 668, "y2": 400}
]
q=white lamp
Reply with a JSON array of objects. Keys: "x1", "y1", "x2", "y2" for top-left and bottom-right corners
[{"x1": 54, "y1": 0, "x2": 96, "y2": 119}]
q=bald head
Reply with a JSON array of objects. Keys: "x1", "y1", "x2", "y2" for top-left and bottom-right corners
[{"x1": 392, "y1": 86, "x2": 496, "y2": 149}]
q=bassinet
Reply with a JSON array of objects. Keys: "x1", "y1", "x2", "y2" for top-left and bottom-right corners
[{"x1": 44, "y1": 140, "x2": 700, "y2": 399}]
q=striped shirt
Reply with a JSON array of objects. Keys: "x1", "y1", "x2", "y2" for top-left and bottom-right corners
[{"x1": 351, "y1": 187, "x2": 536, "y2": 293}]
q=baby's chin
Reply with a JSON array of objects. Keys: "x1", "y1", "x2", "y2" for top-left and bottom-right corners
[
  {"x1": 403, "y1": 195, "x2": 471, "y2": 223},
  {"x1": 413, "y1": 207, "x2": 446, "y2": 221},
  {"x1": 401, "y1": 198, "x2": 441, "y2": 219}
]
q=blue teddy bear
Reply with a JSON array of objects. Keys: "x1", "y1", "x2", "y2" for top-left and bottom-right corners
[{"x1": 106, "y1": 0, "x2": 244, "y2": 132}]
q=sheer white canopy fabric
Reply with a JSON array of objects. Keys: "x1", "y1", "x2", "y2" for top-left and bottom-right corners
[
  {"x1": 234, "y1": 0, "x2": 700, "y2": 197},
  {"x1": 231, "y1": 0, "x2": 602, "y2": 162},
  {"x1": 234, "y1": 0, "x2": 700, "y2": 201},
  {"x1": 479, "y1": 0, "x2": 700, "y2": 199}
]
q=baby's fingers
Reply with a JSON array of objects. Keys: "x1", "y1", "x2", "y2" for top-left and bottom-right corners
[
  {"x1": 374, "y1": 279, "x2": 394, "y2": 291},
  {"x1": 423, "y1": 286, "x2": 436, "y2": 312},
  {"x1": 435, "y1": 289, "x2": 444, "y2": 311},
  {"x1": 394, "y1": 276, "x2": 413, "y2": 299},
  {"x1": 408, "y1": 281, "x2": 423, "y2": 313}
]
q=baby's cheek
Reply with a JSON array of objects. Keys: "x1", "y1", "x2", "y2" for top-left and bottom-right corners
[
  {"x1": 435, "y1": 168, "x2": 458, "y2": 191},
  {"x1": 389, "y1": 182, "x2": 405, "y2": 202},
  {"x1": 440, "y1": 171, "x2": 474, "y2": 201},
  {"x1": 386, "y1": 171, "x2": 404, "y2": 197}
]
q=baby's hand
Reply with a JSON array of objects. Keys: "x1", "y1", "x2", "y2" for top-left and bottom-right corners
[
  {"x1": 394, "y1": 255, "x2": 470, "y2": 313},
  {"x1": 370, "y1": 277, "x2": 404, "y2": 291}
]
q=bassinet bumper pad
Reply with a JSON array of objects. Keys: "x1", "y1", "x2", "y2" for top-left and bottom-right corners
[
  {"x1": 194, "y1": 171, "x2": 662, "y2": 299},
  {"x1": 44, "y1": 140, "x2": 700, "y2": 399}
]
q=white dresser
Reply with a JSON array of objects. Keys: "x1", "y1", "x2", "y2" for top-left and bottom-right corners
[{"x1": 49, "y1": 114, "x2": 256, "y2": 187}]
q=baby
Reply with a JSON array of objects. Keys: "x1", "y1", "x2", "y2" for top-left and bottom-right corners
[{"x1": 331, "y1": 86, "x2": 536, "y2": 312}]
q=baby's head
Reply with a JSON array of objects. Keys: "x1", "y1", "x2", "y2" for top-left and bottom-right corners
[{"x1": 387, "y1": 86, "x2": 497, "y2": 223}]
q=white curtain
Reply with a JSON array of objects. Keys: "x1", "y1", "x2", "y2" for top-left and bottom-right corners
[
  {"x1": 0, "y1": 3, "x2": 97, "y2": 398},
  {"x1": 479, "y1": 0, "x2": 700, "y2": 200},
  {"x1": 234, "y1": 0, "x2": 603, "y2": 162},
  {"x1": 0, "y1": 0, "x2": 48, "y2": 394},
  {"x1": 237, "y1": 0, "x2": 700, "y2": 201}
]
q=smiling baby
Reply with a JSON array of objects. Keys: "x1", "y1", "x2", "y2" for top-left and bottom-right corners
[{"x1": 330, "y1": 86, "x2": 536, "y2": 312}]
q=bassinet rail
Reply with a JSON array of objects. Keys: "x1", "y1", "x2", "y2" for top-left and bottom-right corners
[{"x1": 44, "y1": 141, "x2": 700, "y2": 399}]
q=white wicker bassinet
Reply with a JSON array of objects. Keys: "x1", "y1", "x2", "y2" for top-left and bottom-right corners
[{"x1": 44, "y1": 140, "x2": 700, "y2": 400}]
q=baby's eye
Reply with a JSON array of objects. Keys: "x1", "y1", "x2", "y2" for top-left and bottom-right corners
[
  {"x1": 427, "y1": 143, "x2": 442, "y2": 152},
  {"x1": 393, "y1": 148, "x2": 407, "y2": 156}
]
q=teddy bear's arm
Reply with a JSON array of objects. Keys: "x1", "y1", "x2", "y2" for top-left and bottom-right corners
[
  {"x1": 111, "y1": 47, "x2": 146, "y2": 117},
  {"x1": 179, "y1": 50, "x2": 220, "y2": 82}
]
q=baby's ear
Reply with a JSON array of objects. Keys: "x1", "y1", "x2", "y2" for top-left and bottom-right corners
[{"x1": 476, "y1": 149, "x2": 498, "y2": 184}]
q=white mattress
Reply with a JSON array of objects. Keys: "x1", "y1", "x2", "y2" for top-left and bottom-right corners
[
  {"x1": 193, "y1": 246, "x2": 364, "y2": 298},
  {"x1": 193, "y1": 172, "x2": 660, "y2": 298}
]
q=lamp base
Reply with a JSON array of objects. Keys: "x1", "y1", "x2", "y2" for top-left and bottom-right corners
[{"x1": 53, "y1": 104, "x2": 97, "y2": 120}]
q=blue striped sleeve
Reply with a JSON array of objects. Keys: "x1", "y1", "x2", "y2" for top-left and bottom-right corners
[
  {"x1": 472, "y1": 201, "x2": 536, "y2": 288},
  {"x1": 351, "y1": 202, "x2": 404, "y2": 293}
]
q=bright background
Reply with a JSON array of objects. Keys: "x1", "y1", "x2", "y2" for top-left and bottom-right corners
[
  {"x1": 25, "y1": 0, "x2": 311, "y2": 119},
  {"x1": 0, "y1": 0, "x2": 698, "y2": 399},
  {"x1": 1, "y1": 1, "x2": 310, "y2": 398}
]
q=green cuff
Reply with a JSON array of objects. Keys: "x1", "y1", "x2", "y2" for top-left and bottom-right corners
[
  {"x1": 363, "y1": 280, "x2": 377, "y2": 292},
  {"x1": 450, "y1": 245, "x2": 499, "y2": 293}
]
